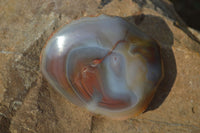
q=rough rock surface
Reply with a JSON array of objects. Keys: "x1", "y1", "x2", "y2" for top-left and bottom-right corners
[{"x1": 0, "y1": 0, "x2": 200, "y2": 133}]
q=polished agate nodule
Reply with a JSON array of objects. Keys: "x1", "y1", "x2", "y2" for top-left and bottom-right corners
[{"x1": 40, "y1": 15, "x2": 163, "y2": 119}]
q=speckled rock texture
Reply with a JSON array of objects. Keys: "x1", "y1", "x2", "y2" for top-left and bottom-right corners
[{"x1": 0, "y1": 0, "x2": 200, "y2": 133}]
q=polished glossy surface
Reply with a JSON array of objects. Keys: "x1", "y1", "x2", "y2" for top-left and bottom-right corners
[{"x1": 40, "y1": 15, "x2": 163, "y2": 119}]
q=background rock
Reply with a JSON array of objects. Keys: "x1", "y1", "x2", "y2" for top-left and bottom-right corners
[
  {"x1": 0, "y1": 0, "x2": 200, "y2": 133},
  {"x1": 170, "y1": 0, "x2": 200, "y2": 31}
]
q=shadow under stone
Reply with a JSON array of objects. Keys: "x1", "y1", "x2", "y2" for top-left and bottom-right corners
[{"x1": 126, "y1": 14, "x2": 177, "y2": 112}]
